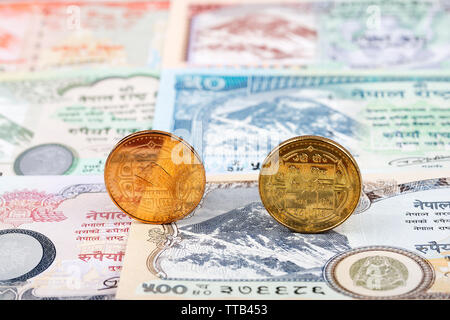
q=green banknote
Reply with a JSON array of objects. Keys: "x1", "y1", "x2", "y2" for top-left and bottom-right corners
[{"x1": 0, "y1": 68, "x2": 159, "y2": 176}]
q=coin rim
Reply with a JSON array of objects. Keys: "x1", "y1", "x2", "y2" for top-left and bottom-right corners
[
  {"x1": 104, "y1": 130, "x2": 206, "y2": 224},
  {"x1": 258, "y1": 135, "x2": 362, "y2": 233}
]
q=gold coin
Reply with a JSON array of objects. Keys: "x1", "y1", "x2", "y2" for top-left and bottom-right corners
[
  {"x1": 258, "y1": 135, "x2": 362, "y2": 233},
  {"x1": 104, "y1": 130, "x2": 206, "y2": 224}
]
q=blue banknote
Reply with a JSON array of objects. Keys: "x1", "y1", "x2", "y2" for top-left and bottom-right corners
[{"x1": 154, "y1": 69, "x2": 450, "y2": 175}]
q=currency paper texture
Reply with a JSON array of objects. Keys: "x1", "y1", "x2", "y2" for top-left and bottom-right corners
[
  {"x1": 164, "y1": 0, "x2": 450, "y2": 69},
  {"x1": 116, "y1": 174, "x2": 450, "y2": 299},
  {"x1": 0, "y1": 68, "x2": 159, "y2": 176},
  {"x1": 0, "y1": 175, "x2": 131, "y2": 300},
  {"x1": 0, "y1": 1, "x2": 169, "y2": 72},
  {"x1": 154, "y1": 69, "x2": 450, "y2": 176}
]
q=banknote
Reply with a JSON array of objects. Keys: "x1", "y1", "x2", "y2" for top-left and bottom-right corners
[
  {"x1": 163, "y1": 0, "x2": 450, "y2": 69},
  {"x1": 153, "y1": 69, "x2": 450, "y2": 176},
  {"x1": 0, "y1": 68, "x2": 159, "y2": 176},
  {"x1": 116, "y1": 173, "x2": 450, "y2": 300},
  {"x1": 0, "y1": 175, "x2": 132, "y2": 300},
  {"x1": 0, "y1": 1, "x2": 169, "y2": 72}
]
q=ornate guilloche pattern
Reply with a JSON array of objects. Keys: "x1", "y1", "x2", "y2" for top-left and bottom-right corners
[
  {"x1": 0, "y1": 0, "x2": 449, "y2": 301},
  {"x1": 0, "y1": 69, "x2": 160, "y2": 176}
]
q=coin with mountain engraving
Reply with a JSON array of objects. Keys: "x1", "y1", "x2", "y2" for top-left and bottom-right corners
[
  {"x1": 104, "y1": 130, "x2": 206, "y2": 224},
  {"x1": 258, "y1": 135, "x2": 362, "y2": 233}
]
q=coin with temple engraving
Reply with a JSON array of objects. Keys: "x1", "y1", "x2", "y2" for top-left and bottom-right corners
[
  {"x1": 104, "y1": 130, "x2": 206, "y2": 224},
  {"x1": 258, "y1": 136, "x2": 362, "y2": 233}
]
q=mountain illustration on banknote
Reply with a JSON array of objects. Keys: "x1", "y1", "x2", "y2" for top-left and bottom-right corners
[
  {"x1": 200, "y1": 95, "x2": 360, "y2": 169},
  {"x1": 158, "y1": 201, "x2": 351, "y2": 281},
  {"x1": 191, "y1": 10, "x2": 317, "y2": 62},
  {"x1": 220, "y1": 96, "x2": 357, "y2": 138}
]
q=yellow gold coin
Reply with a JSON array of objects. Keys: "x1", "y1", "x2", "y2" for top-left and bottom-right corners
[
  {"x1": 104, "y1": 130, "x2": 206, "y2": 224},
  {"x1": 258, "y1": 135, "x2": 362, "y2": 233}
]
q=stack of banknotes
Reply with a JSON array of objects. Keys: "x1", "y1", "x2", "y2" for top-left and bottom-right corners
[{"x1": 0, "y1": 0, "x2": 449, "y2": 300}]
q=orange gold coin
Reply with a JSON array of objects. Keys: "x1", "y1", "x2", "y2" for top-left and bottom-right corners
[
  {"x1": 259, "y1": 135, "x2": 362, "y2": 233},
  {"x1": 104, "y1": 130, "x2": 206, "y2": 224}
]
